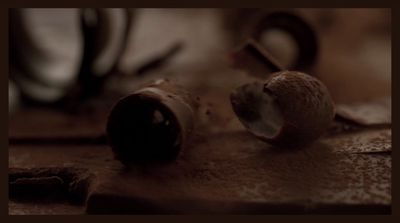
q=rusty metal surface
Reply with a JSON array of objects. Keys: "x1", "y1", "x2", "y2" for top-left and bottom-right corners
[
  {"x1": 9, "y1": 122, "x2": 391, "y2": 214},
  {"x1": 8, "y1": 145, "x2": 121, "y2": 215},
  {"x1": 85, "y1": 128, "x2": 391, "y2": 214},
  {"x1": 8, "y1": 90, "x2": 121, "y2": 144},
  {"x1": 8, "y1": 61, "x2": 392, "y2": 214},
  {"x1": 8, "y1": 67, "x2": 392, "y2": 214},
  {"x1": 323, "y1": 128, "x2": 391, "y2": 154},
  {"x1": 8, "y1": 9, "x2": 391, "y2": 214},
  {"x1": 9, "y1": 201, "x2": 85, "y2": 215}
]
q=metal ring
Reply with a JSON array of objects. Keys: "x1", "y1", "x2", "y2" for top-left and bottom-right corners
[{"x1": 252, "y1": 11, "x2": 318, "y2": 71}]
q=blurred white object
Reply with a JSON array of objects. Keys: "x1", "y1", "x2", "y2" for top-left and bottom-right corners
[
  {"x1": 9, "y1": 8, "x2": 131, "y2": 103},
  {"x1": 87, "y1": 8, "x2": 129, "y2": 77},
  {"x1": 16, "y1": 9, "x2": 83, "y2": 89}
]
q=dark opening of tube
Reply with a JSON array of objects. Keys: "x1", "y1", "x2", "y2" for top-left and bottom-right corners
[{"x1": 106, "y1": 94, "x2": 182, "y2": 164}]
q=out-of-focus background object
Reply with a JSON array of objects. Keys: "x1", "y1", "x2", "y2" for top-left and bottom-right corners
[
  {"x1": 9, "y1": 8, "x2": 132, "y2": 108},
  {"x1": 9, "y1": 8, "x2": 391, "y2": 110},
  {"x1": 9, "y1": 8, "x2": 391, "y2": 215}
]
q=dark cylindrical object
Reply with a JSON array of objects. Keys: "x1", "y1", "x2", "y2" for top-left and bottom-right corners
[{"x1": 106, "y1": 79, "x2": 197, "y2": 164}]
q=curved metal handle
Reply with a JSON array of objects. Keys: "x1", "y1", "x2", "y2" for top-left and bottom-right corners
[{"x1": 252, "y1": 11, "x2": 318, "y2": 71}]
